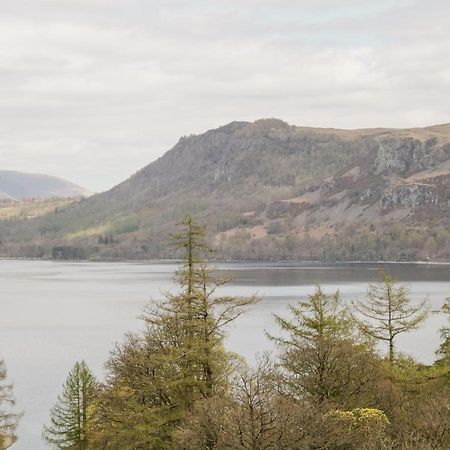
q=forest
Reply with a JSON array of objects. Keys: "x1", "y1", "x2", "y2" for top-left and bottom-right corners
[{"x1": 1, "y1": 216, "x2": 450, "y2": 449}]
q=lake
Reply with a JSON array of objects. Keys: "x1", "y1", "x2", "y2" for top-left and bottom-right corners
[{"x1": 0, "y1": 260, "x2": 449, "y2": 449}]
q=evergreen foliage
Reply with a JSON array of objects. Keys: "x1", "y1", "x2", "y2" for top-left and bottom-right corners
[
  {"x1": 0, "y1": 359, "x2": 19, "y2": 449},
  {"x1": 43, "y1": 361, "x2": 98, "y2": 450}
]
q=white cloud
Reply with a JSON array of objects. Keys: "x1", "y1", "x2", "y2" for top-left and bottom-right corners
[{"x1": 0, "y1": 0, "x2": 449, "y2": 191}]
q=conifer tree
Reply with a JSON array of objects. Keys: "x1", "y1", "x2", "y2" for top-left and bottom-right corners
[
  {"x1": 141, "y1": 215, "x2": 256, "y2": 404},
  {"x1": 352, "y1": 270, "x2": 428, "y2": 363},
  {"x1": 0, "y1": 358, "x2": 19, "y2": 449},
  {"x1": 43, "y1": 361, "x2": 98, "y2": 450},
  {"x1": 89, "y1": 215, "x2": 256, "y2": 448},
  {"x1": 437, "y1": 297, "x2": 450, "y2": 364},
  {"x1": 269, "y1": 286, "x2": 381, "y2": 407}
]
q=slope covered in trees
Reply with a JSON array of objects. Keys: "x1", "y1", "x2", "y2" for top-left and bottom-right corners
[{"x1": 1, "y1": 119, "x2": 450, "y2": 261}]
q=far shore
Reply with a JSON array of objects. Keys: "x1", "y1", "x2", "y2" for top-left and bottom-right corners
[{"x1": 0, "y1": 257, "x2": 449, "y2": 266}]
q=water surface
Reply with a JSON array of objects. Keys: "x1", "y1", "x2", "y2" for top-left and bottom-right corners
[{"x1": 0, "y1": 260, "x2": 449, "y2": 449}]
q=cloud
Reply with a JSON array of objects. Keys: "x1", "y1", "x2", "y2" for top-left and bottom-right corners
[{"x1": 0, "y1": 0, "x2": 449, "y2": 191}]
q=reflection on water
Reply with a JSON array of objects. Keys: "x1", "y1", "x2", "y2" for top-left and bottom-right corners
[{"x1": 0, "y1": 260, "x2": 449, "y2": 449}]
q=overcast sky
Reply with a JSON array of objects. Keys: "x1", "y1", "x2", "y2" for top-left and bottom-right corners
[{"x1": 1, "y1": 0, "x2": 449, "y2": 192}]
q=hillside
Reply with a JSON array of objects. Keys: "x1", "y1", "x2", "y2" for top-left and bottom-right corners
[
  {"x1": 0, "y1": 170, "x2": 91, "y2": 200},
  {"x1": 1, "y1": 119, "x2": 450, "y2": 261},
  {"x1": 0, "y1": 198, "x2": 78, "y2": 221}
]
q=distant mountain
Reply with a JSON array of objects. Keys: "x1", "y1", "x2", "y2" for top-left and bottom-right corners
[
  {"x1": 1, "y1": 119, "x2": 450, "y2": 261},
  {"x1": 0, "y1": 170, "x2": 91, "y2": 201}
]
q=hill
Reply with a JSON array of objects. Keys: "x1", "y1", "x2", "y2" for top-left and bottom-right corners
[
  {"x1": 0, "y1": 170, "x2": 91, "y2": 201},
  {"x1": 1, "y1": 119, "x2": 450, "y2": 261},
  {"x1": 0, "y1": 198, "x2": 78, "y2": 221}
]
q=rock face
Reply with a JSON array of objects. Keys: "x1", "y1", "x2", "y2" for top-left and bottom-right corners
[
  {"x1": 371, "y1": 138, "x2": 450, "y2": 209},
  {"x1": 1, "y1": 119, "x2": 450, "y2": 261},
  {"x1": 374, "y1": 138, "x2": 450, "y2": 176},
  {"x1": 380, "y1": 185, "x2": 440, "y2": 209},
  {"x1": 0, "y1": 171, "x2": 91, "y2": 200}
]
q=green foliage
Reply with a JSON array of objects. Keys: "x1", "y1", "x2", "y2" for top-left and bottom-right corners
[
  {"x1": 170, "y1": 214, "x2": 211, "y2": 293},
  {"x1": 109, "y1": 215, "x2": 140, "y2": 235},
  {"x1": 271, "y1": 285, "x2": 350, "y2": 342},
  {"x1": 385, "y1": 359, "x2": 450, "y2": 449},
  {"x1": 324, "y1": 408, "x2": 390, "y2": 449},
  {"x1": 0, "y1": 359, "x2": 19, "y2": 449},
  {"x1": 32, "y1": 217, "x2": 450, "y2": 449},
  {"x1": 352, "y1": 270, "x2": 428, "y2": 362},
  {"x1": 269, "y1": 286, "x2": 382, "y2": 407},
  {"x1": 437, "y1": 297, "x2": 450, "y2": 363},
  {"x1": 43, "y1": 361, "x2": 98, "y2": 450},
  {"x1": 88, "y1": 215, "x2": 256, "y2": 448}
]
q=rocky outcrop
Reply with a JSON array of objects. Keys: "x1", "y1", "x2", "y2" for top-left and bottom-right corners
[
  {"x1": 380, "y1": 184, "x2": 439, "y2": 209},
  {"x1": 374, "y1": 138, "x2": 450, "y2": 177}
]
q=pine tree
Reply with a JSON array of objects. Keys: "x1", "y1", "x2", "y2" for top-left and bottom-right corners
[
  {"x1": 43, "y1": 361, "x2": 98, "y2": 450},
  {"x1": 352, "y1": 270, "x2": 428, "y2": 363},
  {"x1": 0, "y1": 358, "x2": 19, "y2": 449}
]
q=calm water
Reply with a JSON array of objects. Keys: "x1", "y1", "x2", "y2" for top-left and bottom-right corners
[{"x1": 1, "y1": 260, "x2": 449, "y2": 449}]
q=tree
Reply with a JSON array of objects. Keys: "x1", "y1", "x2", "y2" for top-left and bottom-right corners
[
  {"x1": 173, "y1": 356, "x2": 310, "y2": 450},
  {"x1": 170, "y1": 214, "x2": 210, "y2": 296},
  {"x1": 436, "y1": 297, "x2": 450, "y2": 364},
  {"x1": 173, "y1": 356, "x2": 393, "y2": 450},
  {"x1": 269, "y1": 286, "x2": 382, "y2": 408},
  {"x1": 382, "y1": 357, "x2": 450, "y2": 449},
  {"x1": 89, "y1": 215, "x2": 256, "y2": 448},
  {"x1": 0, "y1": 359, "x2": 19, "y2": 449},
  {"x1": 43, "y1": 361, "x2": 98, "y2": 450},
  {"x1": 352, "y1": 270, "x2": 428, "y2": 363},
  {"x1": 141, "y1": 214, "x2": 257, "y2": 403}
]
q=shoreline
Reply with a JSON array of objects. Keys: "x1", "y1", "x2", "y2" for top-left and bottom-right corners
[{"x1": 0, "y1": 257, "x2": 449, "y2": 266}]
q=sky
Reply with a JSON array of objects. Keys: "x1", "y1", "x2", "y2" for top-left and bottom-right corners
[{"x1": 1, "y1": 0, "x2": 450, "y2": 192}]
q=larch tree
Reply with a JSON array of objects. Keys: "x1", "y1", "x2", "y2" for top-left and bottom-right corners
[
  {"x1": 43, "y1": 361, "x2": 98, "y2": 450},
  {"x1": 436, "y1": 297, "x2": 450, "y2": 364},
  {"x1": 142, "y1": 214, "x2": 257, "y2": 403},
  {"x1": 269, "y1": 285, "x2": 382, "y2": 407},
  {"x1": 0, "y1": 358, "x2": 19, "y2": 449},
  {"x1": 352, "y1": 270, "x2": 428, "y2": 363},
  {"x1": 89, "y1": 214, "x2": 256, "y2": 448}
]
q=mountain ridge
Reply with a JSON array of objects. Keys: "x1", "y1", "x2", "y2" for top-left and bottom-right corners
[{"x1": 1, "y1": 118, "x2": 450, "y2": 261}]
